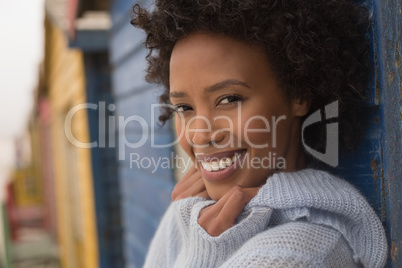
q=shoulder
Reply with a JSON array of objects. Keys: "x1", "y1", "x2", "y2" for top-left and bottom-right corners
[
  {"x1": 147, "y1": 197, "x2": 209, "y2": 243},
  {"x1": 144, "y1": 197, "x2": 213, "y2": 267},
  {"x1": 247, "y1": 169, "x2": 387, "y2": 267},
  {"x1": 222, "y1": 221, "x2": 360, "y2": 268},
  {"x1": 250, "y1": 168, "x2": 364, "y2": 208}
]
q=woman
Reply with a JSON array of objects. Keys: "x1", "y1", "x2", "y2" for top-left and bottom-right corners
[{"x1": 132, "y1": 0, "x2": 388, "y2": 267}]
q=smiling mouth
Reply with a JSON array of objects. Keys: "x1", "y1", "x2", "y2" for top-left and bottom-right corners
[{"x1": 197, "y1": 150, "x2": 247, "y2": 172}]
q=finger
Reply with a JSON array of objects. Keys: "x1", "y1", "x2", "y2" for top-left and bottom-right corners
[
  {"x1": 172, "y1": 167, "x2": 201, "y2": 200},
  {"x1": 172, "y1": 174, "x2": 203, "y2": 199},
  {"x1": 173, "y1": 177, "x2": 206, "y2": 201},
  {"x1": 176, "y1": 165, "x2": 198, "y2": 186},
  {"x1": 176, "y1": 171, "x2": 200, "y2": 190},
  {"x1": 199, "y1": 187, "x2": 258, "y2": 232},
  {"x1": 217, "y1": 187, "x2": 259, "y2": 225},
  {"x1": 198, "y1": 185, "x2": 243, "y2": 221}
]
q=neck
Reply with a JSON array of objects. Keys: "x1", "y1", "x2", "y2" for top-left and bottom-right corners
[{"x1": 283, "y1": 119, "x2": 306, "y2": 172}]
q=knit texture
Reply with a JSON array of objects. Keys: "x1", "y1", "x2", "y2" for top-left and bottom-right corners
[{"x1": 143, "y1": 169, "x2": 388, "y2": 268}]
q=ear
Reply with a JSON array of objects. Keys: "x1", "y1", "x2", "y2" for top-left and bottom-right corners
[{"x1": 292, "y1": 98, "x2": 311, "y2": 117}]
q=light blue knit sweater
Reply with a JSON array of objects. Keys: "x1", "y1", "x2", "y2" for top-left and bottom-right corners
[{"x1": 143, "y1": 169, "x2": 388, "y2": 267}]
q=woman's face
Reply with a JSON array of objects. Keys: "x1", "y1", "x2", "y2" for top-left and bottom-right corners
[{"x1": 170, "y1": 33, "x2": 308, "y2": 200}]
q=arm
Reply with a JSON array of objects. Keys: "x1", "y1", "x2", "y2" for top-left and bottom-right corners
[
  {"x1": 220, "y1": 221, "x2": 360, "y2": 268},
  {"x1": 143, "y1": 204, "x2": 179, "y2": 268}
]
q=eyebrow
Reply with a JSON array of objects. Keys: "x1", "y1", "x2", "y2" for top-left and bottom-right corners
[{"x1": 169, "y1": 79, "x2": 251, "y2": 98}]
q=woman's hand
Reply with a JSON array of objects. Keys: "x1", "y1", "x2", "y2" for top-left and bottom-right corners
[
  {"x1": 171, "y1": 165, "x2": 209, "y2": 201},
  {"x1": 198, "y1": 185, "x2": 259, "y2": 237},
  {"x1": 172, "y1": 166, "x2": 260, "y2": 237}
]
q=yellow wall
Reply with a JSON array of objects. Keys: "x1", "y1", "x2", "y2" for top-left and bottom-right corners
[
  {"x1": 44, "y1": 16, "x2": 99, "y2": 268},
  {"x1": 13, "y1": 120, "x2": 43, "y2": 207},
  {"x1": 12, "y1": 167, "x2": 41, "y2": 207}
]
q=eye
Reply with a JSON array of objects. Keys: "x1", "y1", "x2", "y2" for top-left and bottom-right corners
[
  {"x1": 174, "y1": 104, "x2": 193, "y2": 113},
  {"x1": 218, "y1": 95, "x2": 242, "y2": 105}
]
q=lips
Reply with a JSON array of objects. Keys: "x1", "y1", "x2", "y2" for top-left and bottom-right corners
[{"x1": 196, "y1": 149, "x2": 247, "y2": 182}]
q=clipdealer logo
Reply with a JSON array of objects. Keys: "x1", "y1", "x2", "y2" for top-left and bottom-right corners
[
  {"x1": 64, "y1": 101, "x2": 339, "y2": 167},
  {"x1": 301, "y1": 101, "x2": 339, "y2": 167}
]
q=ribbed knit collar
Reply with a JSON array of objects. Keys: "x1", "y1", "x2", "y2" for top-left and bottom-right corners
[{"x1": 246, "y1": 169, "x2": 388, "y2": 268}]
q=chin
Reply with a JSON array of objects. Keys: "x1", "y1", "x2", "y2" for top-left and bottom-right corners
[
  {"x1": 208, "y1": 191, "x2": 224, "y2": 201},
  {"x1": 204, "y1": 184, "x2": 225, "y2": 201}
]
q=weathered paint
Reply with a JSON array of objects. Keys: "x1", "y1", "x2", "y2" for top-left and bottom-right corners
[
  {"x1": 373, "y1": 0, "x2": 402, "y2": 267},
  {"x1": 330, "y1": 0, "x2": 384, "y2": 224}
]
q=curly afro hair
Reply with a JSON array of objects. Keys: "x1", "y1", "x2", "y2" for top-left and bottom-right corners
[{"x1": 131, "y1": 0, "x2": 371, "y2": 159}]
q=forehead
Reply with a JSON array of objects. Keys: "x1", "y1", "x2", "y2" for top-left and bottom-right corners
[{"x1": 169, "y1": 32, "x2": 273, "y2": 91}]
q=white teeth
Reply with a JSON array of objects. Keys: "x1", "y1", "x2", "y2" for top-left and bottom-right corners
[
  {"x1": 201, "y1": 153, "x2": 243, "y2": 172},
  {"x1": 219, "y1": 159, "x2": 226, "y2": 169},
  {"x1": 232, "y1": 154, "x2": 239, "y2": 163},
  {"x1": 202, "y1": 162, "x2": 212, "y2": 172},
  {"x1": 224, "y1": 157, "x2": 232, "y2": 167},
  {"x1": 210, "y1": 161, "x2": 220, "y2": 171}
]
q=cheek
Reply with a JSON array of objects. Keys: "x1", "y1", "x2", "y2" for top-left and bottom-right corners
[
  {"x1": 240, "y1": 112, "x2": 291, "y2": 153},
  {"x1": 240, "y1": 114, "x2": 273, "y2": 147},
  {"x1": 175, "y1": 117, "x2": 186, "y2": 148},
  {"x1": 175, "y1": 117, "x2": 194, "y2": 157},
  {"x1": 175, "y1": 116, "x2": 182, "y2": 137}
]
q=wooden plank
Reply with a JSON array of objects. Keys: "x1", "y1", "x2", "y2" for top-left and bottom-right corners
[
  {"x1": 110, "y1": 1, "x2": 175, "y2": 267},
  {"x1": 373, "y1": 0, "x2": 402, "y2": 267}
]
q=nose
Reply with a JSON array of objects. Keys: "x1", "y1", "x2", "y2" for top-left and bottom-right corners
[{"x1": 187, "y1": 114, "x2": 224, "y2": 147}]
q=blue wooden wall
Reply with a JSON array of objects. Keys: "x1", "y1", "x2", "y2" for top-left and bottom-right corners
[
  {"x1": 331, "y1": 0, "x2": 383, "y2": 219},
  {"x1": 84, "y1": 52, "x2": 124, "y2": 268},
  {"x1": 324, "y1": 2, "x2": 402, "y2": 266},
  {"x1": 109, "y1": 0, "x2": 176, "y2": 267},
  {"x1": 373, "y1": 0, "x2": 401, "y2": 266},
  {"x1": 336, "y1": 2, "x2": 402, "y2": 266}
]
